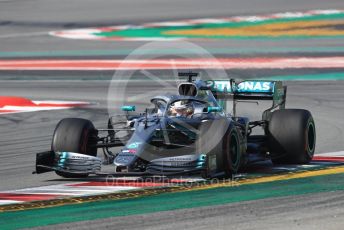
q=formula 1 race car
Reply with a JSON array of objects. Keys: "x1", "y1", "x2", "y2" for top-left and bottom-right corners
[{"x1": 35, "y1": 72, "x2": 316, "y2": 178}]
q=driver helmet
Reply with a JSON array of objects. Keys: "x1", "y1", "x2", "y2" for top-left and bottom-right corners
[{"x1": 170, "y1": 101, "x2": 194, "y2": 117}]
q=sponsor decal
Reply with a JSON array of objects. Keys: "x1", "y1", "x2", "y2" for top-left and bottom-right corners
[
  {"x1": 237, "y1": 81, "x2": 274, "y2": 93},
  {"x1": 165, "y1": 157, "x2": 193, "y2": 161},
  {"x1": 207, "y1": 80, "x2": 231, "y2": 92},
  {"x1": 122, "y1": 149, "x2": 137, "y2": 154},
  {"x1": 115, "y1": 154, "x2": 135, "y2": 164},
  {"x1": 170, "y1": 161, "x2": 195, "y2": 167},
  {"x1": 127, "y1": 142, "x2": 142, "y2": 149},
  {"x1": 207, "y1": 80, "x2": 274, "y2": 93}
]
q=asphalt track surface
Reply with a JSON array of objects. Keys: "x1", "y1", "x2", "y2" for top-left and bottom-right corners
[{"x1": 0, "y1": 0, "x2": 344, "y2": 229}]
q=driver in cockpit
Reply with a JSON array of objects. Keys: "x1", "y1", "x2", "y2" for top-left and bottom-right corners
[{"x1": 168, "y1": 101, "x2": 194, "y2": 118}]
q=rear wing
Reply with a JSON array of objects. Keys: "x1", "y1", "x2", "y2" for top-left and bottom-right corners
[{"x1": 206, "y1": 80, "x2": 287, "y2": 118}]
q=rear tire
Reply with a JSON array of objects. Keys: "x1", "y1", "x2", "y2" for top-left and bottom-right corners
[
  {"x1": 52, "y1": 118, "x2": 98, "y2": 178},
  {"x1": 268, "y1": 109, "x2": 316, "y2": 164}
]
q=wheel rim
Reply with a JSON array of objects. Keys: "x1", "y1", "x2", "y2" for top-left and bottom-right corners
[
  {"x1": 306, "y1": 120, "x2": 316, "y2": 155},
  {"x1": 230, "y1": 132, "x2": 240, "y2": 168}
]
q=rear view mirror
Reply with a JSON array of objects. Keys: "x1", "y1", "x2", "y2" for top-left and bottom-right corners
[
  {"x1": 207, "y1": 106, "x2": 222, "y2": 113},
  {"x1": 121, "y1": 105, "x2": 136, "y2": 112}
]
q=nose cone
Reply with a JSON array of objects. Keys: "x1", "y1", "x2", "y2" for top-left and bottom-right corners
[{"x1": 113, "y1": 152, "x2": 136, "y2": 167}]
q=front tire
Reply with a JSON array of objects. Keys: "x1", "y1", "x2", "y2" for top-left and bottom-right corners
[
  {"x1": 52, "y1": 118, "x2": 98, "y2": 178},
  {"x1": 223, "y1": 125, "x2": 242, "y2": 176},
  {"x1": 198, "y1": 119, "x2": 242, "y2": 178},
  {"x1": 268, "y1": 109, "x2": 316, "y2": 164}
]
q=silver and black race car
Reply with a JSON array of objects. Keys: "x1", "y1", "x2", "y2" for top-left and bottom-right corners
[{"x1": 35, "y1": 72, "x2": 316, "y2": 178}]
